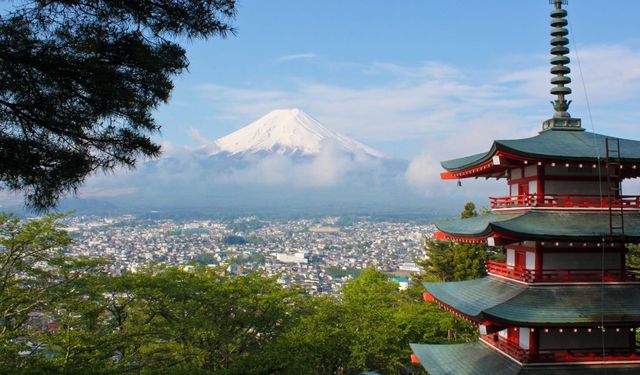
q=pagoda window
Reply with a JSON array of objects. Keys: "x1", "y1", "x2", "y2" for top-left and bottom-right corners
[
  {"x1": 539, "y1": 329, "x2": 631, "y2": 351},
  {"x1": 506, "y1": 249, "x2": 515, "y2": 267},
  {"x1": 544, "y1": 165, "x2": 601, "y2": 177},
  {"x1": 519, "y1": 327, "x2": 530, "y2": 350},
  {"x1": 511, "y1": 168, "x2": 523, "y2": 180},
  {"x1": 542, "y1": 252, "x2": 621, "y2": 270},
  {"x1": 525, "y1": 252, "x2": 536, "y2": 270},
  {"x1": 498, "y1": 328, "x2": 508, "y2": 339},
  {"x1": 524, "y1": 165, "x2": 537, "y2": 177},
  {"x1": 544, "y1": 180, "x2": 607, "y2": 195}
]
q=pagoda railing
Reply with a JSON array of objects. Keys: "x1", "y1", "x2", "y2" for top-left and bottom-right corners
[
  {"x1": 484, "y1": 335, "x2": 528, "y2": 362},
  {"x1": 490, "y1": 194, "x2": 640, "y2": 209},
  {"x1": 482, "y1": 335, "x2": 640, "y2": 364},
  {"x1": 486, "y1": 260, "x2": 640, "y2": 283}
]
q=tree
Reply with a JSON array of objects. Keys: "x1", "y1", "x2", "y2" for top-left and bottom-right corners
[
  {"x1": 418, "y1": 202, "x2": 489, "y2": 281},
  {"x1": 460, "y1": 201, "x2": 478, "y2": 219},
  {"x1": 0, "y1": 213, "x2": 107, "y2": 373},
  {"x1": 418, "y1": 238, "x2": 487, "y2": 281},
  {"x1": 281, "y1": 269, "x2": 476, "y2": 375},
  {"x1": 627, "y1": 244, "x2": 640, "y2": 271},
  {"x1": 280, "y1": 296, "x2": 351, "y2": 375},
  {"x1": 0, "y1": 1, "x2": 236, "y2": 210},
  {"x1": 341, "y1": 269, "x2": 404, "y2": 373}
]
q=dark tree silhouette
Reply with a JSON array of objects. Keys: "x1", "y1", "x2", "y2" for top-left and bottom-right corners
[{"x1": 0, "y1": 1, "x2": 236, "y2": 210}]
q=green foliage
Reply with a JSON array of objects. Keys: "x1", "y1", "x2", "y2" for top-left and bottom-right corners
[
  {"x1": 0, "y1": 215, "x2": 476, "y2": 374},
  {"x1": 627, "y1": 244, "x2": 640, "y2": 271},
  {"x1": 0, "y1": 213, "x2": 108, "y2": 373},
  {"x1": 0, "y1": 1, "x2": 236, "y2": 210},
  {"x1": 460, "y1": 202, "x2": 478, "y2": 219},
  {"x1": 227, "y1": 220, "x2": 264, "y2": 233},
  {"x1": 418, "y1": 238, "x2": 487, "y2": 282},
  {"x1": 417, "y1": 202, "x2": 489, "y2": 281},
  {"x1": 222, "y1": 235, "x2": 247, "y2": 245},
  {"x1": 325, "y1": 266, "x2": 362, "y2": 278},
  {"x1": 283, "y1": 269, "x2": 476, "y2": 374}
]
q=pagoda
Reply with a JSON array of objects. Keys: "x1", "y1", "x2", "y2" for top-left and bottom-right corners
[{"x1": 411, "y1": 1, "x2": 640, "y2": 374}]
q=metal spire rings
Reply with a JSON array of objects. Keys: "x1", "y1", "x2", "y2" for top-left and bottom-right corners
[{"x1": 542, "y1": 0, "x2": 582, "y2": 131}]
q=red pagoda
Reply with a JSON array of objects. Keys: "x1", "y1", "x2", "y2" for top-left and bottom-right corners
[{"x1": 411, "y1": 1, "x2": 640, "y2": 374}]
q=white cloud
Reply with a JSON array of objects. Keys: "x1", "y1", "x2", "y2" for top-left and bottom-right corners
[
  {"x1": 500, "y1": 44, "x2": 640, "y2": 106},
  {"x1": 187, "y1": 128, "x2": 214, "y2": 145},
  {"x1": 77, "y1": 187, "x2": 137, "y2": 198},
  {"x1": 7, "y1": 43, "x2": 637, "y2": 206},
  {"x1": 277, "y1": 53, "x2": 317, "y2": 62},
  {"x1": 219, "y1": 141, "x2": 366, "y2": 188},
  {"x1": 193, "y1": 42, "x2": 640, "y2": 195}
]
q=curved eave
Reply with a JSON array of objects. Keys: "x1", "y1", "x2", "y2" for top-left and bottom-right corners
[
  {"x1": 435, "y1": 211, "x2": 640, "y2": 242},
  {"x1": 435, "y1": 212, "x2": 523, "y2": 241},
  {"x1": 440, "y1": 130, "x2": 640, "y2": 178},
  {"x1": 410, "y1": 342, "x2": 522, "y2": 375},
  {"x1": 411, "y1": 342, "x2": 640, "y2": 375},
  {"x1": 424, "y1": 277, "x2": 640, "y2": 326}
]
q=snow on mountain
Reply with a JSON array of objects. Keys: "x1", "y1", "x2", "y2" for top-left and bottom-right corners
[{"x1": 210, "y1": 109, "x2": 385, "y2": 158}]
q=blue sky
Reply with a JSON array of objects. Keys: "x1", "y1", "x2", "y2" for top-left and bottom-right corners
[
  {"x1": 5, "y1": 0, "x2": 640, "y2": 206},
  {"x1": 156, "y1": 0, "x2": 640, "y2": 165}
]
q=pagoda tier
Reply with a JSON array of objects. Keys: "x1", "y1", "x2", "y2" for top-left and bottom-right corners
[
  {"x1": 422, "y1": 278, "x2": 640, "y2": 327},
  {"x1": 436, "y1": 211, "x2": 640, "y2": 243},
  {"x1": 435, "y1": 212, "x2": 640, "y2": 284},
  {"x1": 419, "y1": 278, "x2": 640, "y2": 367},
  {"x1": 440, "y1": 130, "x2": 640, "y2": 181}
]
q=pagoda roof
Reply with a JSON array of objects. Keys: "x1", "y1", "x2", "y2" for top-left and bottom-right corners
[
  {"x1": 411, "y1": 342, "x2": 640, "y2": 375},
  {"x1": 424, "y1": 277, "x2": 640, "y2": 326},
  {"x1": 436, "y1": 210, "x2": 640, "y2": 241},
  {"x1": 441, "y1": 129, "x2": 640, "y2": 172}
]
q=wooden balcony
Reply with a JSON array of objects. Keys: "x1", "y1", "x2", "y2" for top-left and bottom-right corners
[
  {"x1": 486, "y1": 260, "x2": 640, "y2": 283},
  {"x1": 490, "y1": 194, "x2": 640, "y2": 209},
  {"x1": 482, "y1": 335, "x2": 640, "y2": 364}
]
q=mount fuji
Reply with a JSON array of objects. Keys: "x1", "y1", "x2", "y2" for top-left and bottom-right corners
[
  {"x1": 202, "y1": 108, "x2": 386, "y2": 159},
  {"x1": 48, "y1": 109, "x2": 439, "y2": 215}
]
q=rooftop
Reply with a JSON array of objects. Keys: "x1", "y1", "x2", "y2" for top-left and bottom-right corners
[
  {"x1": 424, "y1": 277, "x2": 640, "y2": 326},
  {"x1": 441, "y1": 130, "x2": 640, "y2": 175},
  {"x1": 435, "y1": 210, "x2": 640, "y2": 242},
  {"x1": 411, "y1": 342, "x2": 640, "y2": 375}
]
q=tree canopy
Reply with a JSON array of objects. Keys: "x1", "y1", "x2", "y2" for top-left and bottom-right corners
[
  {"x1": 0, "y1": 1, "x2": 236, "y2": 210},
  {"x1": 0, "y1": 214, "x2": 477, "y2": 374},
  {"x1": 417, "y1": 202, "x2": 490, "y2": 281}
]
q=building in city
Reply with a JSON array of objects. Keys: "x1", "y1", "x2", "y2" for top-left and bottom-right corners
[{"x1": 411, "y1": 1, "x2": 640, "y2": 373}]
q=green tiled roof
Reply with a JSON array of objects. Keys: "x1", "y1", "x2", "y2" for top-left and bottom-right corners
[
  {"x1": 436, "y1": 211, "x2": 640, "y2": 241},
  {"x1": 411, "y1": 342, "x2": 640, "y2": 374},
  {"x1": 424, "y1": 277, "x2": 524, "y2": 319},
  {"x1": 425, "y1": 277, "x2": 640, "y2": 325},
  {"x1": 441, "y1": 130, "x2": 640, "y2": 171},
  {"x1": 410, "y1": 342, "x2": 521, "y2": 375}
]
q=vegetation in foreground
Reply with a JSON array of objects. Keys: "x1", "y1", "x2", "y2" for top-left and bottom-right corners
[{"x1": 0, "y1": 213, "x2": 476, "y2": 374}]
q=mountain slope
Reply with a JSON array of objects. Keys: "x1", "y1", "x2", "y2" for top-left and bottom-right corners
[{"x1": 212, "y1": 109, "x2": 385, "y2": 158}]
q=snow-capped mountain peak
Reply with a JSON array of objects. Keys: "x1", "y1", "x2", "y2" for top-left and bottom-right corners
[{"x1": 211, "y1": 109, "x2": 385, "y2": 158}]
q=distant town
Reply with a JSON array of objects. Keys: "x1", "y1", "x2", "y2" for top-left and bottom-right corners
[{"x1": 64, "y1": 215, "x2": 435, "y2": 296}]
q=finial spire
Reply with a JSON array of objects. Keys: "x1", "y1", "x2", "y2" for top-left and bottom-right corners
[{"x1": 542, "y1": 0, "x2": 582, "y2": 131}]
